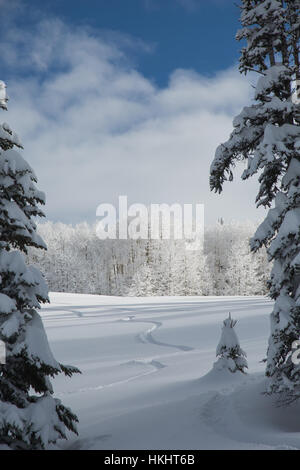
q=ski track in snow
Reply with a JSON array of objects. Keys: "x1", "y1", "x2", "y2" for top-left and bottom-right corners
[
  {"x1": 41, "y1": 297, "x2": 271, "y2": 323},
  {"x1": 44, "y1": 294, "x2": 299, "y2": 450},
  {"x1": 48, "y1": 296, "x2": 271, "y2": 398},
  {"x1": 57, "y1": 311, "x2": 193, "y2": 396},
  {"x1": 118, "y1": 314, "x2": 193, "y2": 377},
  {"x1": 57, "y1": 363, "x2": 158, "y2": 397},
  {"x1": 56, "y1": 321, "x2": 169, "y2": 396},
  {"x1": 122, "y1": 315, "x2": 193, "y2": 352}
]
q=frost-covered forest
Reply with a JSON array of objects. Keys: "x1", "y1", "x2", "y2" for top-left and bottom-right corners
[{"x1": 27, "y1": 220, "x2": 270, "y2": 296}]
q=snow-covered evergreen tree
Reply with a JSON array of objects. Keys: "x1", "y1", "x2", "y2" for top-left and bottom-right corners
[
  {"x1": 210, "y1": 0, "x2": 300, "y2": 401},
  {"x1": 0, "y1": 82, "x2": 79, "y2": 449},
  {"x1": 214, "y1": 313, "x2": 248, "y2": 374}
]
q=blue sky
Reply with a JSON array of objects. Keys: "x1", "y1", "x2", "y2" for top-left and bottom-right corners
[
  {"x1": 0, "y1": 0, "x2": 265, "y2": 225},
  {"x1": 12, "y1": 0, "x2": 240, "y2": 87}
]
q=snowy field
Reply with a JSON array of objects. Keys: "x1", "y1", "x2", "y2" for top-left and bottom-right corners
[{"x1": 40, "y1": 293, "x2": 300, "y2": 450}]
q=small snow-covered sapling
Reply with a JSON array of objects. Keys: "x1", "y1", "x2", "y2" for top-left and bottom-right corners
[{"x1": 215, "y1": 313, "x2": 248, "y2": 374}]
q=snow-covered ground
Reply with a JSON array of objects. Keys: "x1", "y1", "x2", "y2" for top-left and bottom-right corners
[{"x1": 40, "y1": 293, "x2": 300, "y2": 450}]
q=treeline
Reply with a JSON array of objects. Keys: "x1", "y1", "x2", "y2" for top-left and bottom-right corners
[{"x1": 26, "y1": 220, "x2": 271, "y2": 296}]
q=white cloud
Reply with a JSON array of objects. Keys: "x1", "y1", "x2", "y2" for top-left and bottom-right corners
[{"x1": 1, "y1": 18, "x2": 265, "y2": 225}]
